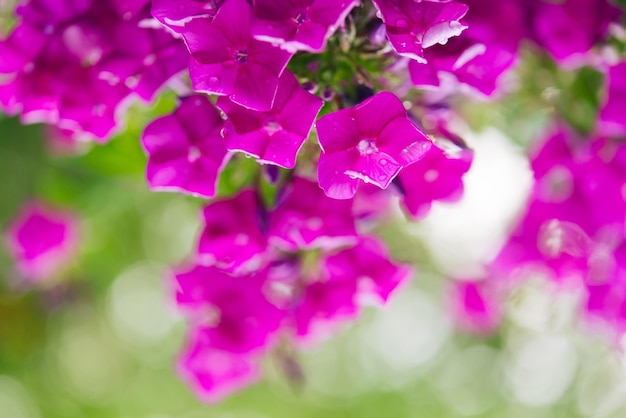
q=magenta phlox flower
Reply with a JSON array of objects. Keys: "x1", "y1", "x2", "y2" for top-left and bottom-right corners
[
  {"x1": 397, "y1": 141, "x2": 473, "y2": 218},
  {"x1": 491, "y1": 135, "x2": 589, "y2": 282},
  {"x1": 291, "y1": 270, "x2": 360, "y2": 341},
  {"x1": 449, "y1": 279, "x2": 500, "y2": 335},
  {"x1": 217, "y1": 71, "x2": 323, "y2": 168},
  {"x1": 109, "y1": 0, "x2": 151, "y2": 20},
  {"x1": 599, "y1": 61, "x2": 626, "y2": 138},
  {"x1": 291, "y1": 235, "x2": 412, "y2": 339},
  {"x1": 177, "y1": 329, "x2": 262, "y2": 403},
  {"x1": 98, "y1": 23, "x2": 189, "y2": 102},
  {"x1": 407, "y1": 0, "x2": 523, "y2": 96},
  {"x1": 268, "y1": 177, "x2": 358, "y2": 251},
  {"x1": 4, "y1": 201, "x2": 79, "y2": 281},
  {"x1": 408, "y1": 40, "x2": 517, "y2": 97},
  {"x1": 197, "y1": 190, "x2": 268, "y2": 274},
  {"x1": 181, "y1": 0, "x2": 293, "y2": 111},
  {"x1": 526, "y1": 0, "x2": 621, "y2": 66},
  {"x1": 461, "y1": 0, "x2": 524, "y2": 53},
  {"x1": 491, "y1": 127, "x2": 626, "y2": 285},
  {"x1": 15, "y1": 0, "x2": 93, "y2": 27},
  {"x1": 251, "y1": 0, "x2": 360, "y2": 53},
  {"x1": 0, "y1": 0, "x2": 187, "y2": 140},
  {"x1": 141, "y1": 95, "x2": 230, "y2": 198},
  {"x1": 372, "y1": 0, "x2": 468, "y2": 63},
  {"x1": 326, "y1": 236, "x2": 412, "y2": 304},
  {"x1": 152, "y1": 0, "x2": 225, "y2": 32},
  {"x1": 174, "y1": 265, "x2": 283, "y2": 353},
  {"x1": 0, "y1": 23, "x2": 47, "y2": 73},
  {"x1": 53, "y1": 68, "x2": 131, "y2": 140},
  {"x1": 316, "y1": 91, "x2": 432, "y2": 199},
  {"x1": 352, "y1": 184, "x2": 395, "y2": 221}
]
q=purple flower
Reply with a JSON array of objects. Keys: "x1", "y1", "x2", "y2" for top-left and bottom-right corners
[
  {"x1": 181, "y1": 0, "x2": 293, "y2": 111},
  {"x1": 174, "y1": 265, "x2": 283, "y2": 354},
  {"x1": 177, "y1": 329, "x2": 261, "y2": 403},
  {"x1": 197, "y1": 190, "x2": 268, "y2": 274},
  {"x1": 449, "y1": 279, "x2": 500, "y2": 335},
  {"x1": 316, "y1": 91, "x2": 432, "y2": 199},
  {"x1": 141, "y1": 95, "x2": 230, "y2": 198},
  {"x1": 291, "y1": 236, "x2": 412, "y2": 339},
  {"x1": 251, "y1": 0, "x2": 360, "y2": 53},
  {"x1": 151, "y1": 0, "x2": 225, "y2": 32},
  {"x1": 527, "y1": 0, "x2": 621, "y2": 66},
  {"x1": 109, "y1": 0, "x2": 151, "y2": 20},
  {"x1": 0, "y1": 23, "x2": 47, "y2": 73},
  {"x1": 15, "y1": 0, "x2": 93, "y2": 26},
  {"x1": 4, "y1": 201, "x2": 79, "y2": 281},
  {"x1": 397, "y1": 142, "x2": 473, "y2": 219},
  {"x1": 98, "y1": 23, "x2": 190, "y2": 102},
  {"x1": 409, "y1": 41, "x2": 517, "y2": 97},
  {"x1": 217, "y1": 71, "x2": 323, "y2": 168},
  {"x1": 268, "y1": 177, "x2": 358, "y2": 251},
  {"x1": 491, "y1": 126, "x2": 626, "y2": 285},
  {"x1": 599, "y1": 61, "x2": 626, "y2": 138},
  {"x1": 372, "y1": 0, "x2": 468, "y2": 63},
  {"x1": 0, "y1": 0, "x2": 187, "y2": 141},
  {"x1": 326, "y1": 236, "x2": 412, "y2": 304},
  {"x1": 406, "y1": 0, "x2": 524, "y2": 97},
  {"x1": 291, "y1": 267, "x2": 360, "y2": 341}
]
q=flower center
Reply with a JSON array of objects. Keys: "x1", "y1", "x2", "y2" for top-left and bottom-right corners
[
  {"x1": 235, "y1": 49, "x2": 248, "y2": 64},
  {"x1": 292, "y1": 10, "x2": 307, "y2": 25},
  {"x1": 188, "y1": 146, "x2": 201, "y2": 162},
  {"x1": 357, "y1": 139, "x2": 378, "y2": 155},
  {"x1": 264, "y1": 119, "x2": 282, "y2": 136}
]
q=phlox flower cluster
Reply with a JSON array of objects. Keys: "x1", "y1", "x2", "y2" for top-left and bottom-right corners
[
  {"x1": 175, "y1": 180, "x2": 412, "y2": 400},
  {"x1": 2, "y1": 0, "x2": 626, "y2": 403},
  {"x1": 0, "y1": 0, "x2": 188, "y2": 141}
]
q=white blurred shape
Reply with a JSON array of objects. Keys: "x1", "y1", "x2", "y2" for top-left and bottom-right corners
[
  {"x1": 0, "y1": 376, "x2": 40, "y2": 418},
  {"x1": 509, "y1": 279, "x2": 579, "y2": 332},
  {"x1": 411, "y1": 128, "x2": 533, "y2": 276},
  {"x1": 57, "y1": 322, "x2": 120, "y2": 400},
  {"x1": 359, "y1": 289, "x2": 452, "y2": 386},
  {"x1": 505, "y1": 335, "x2": 577, "y2": 406},
  {"x1": 142, "y1": 199, "x2": 201, "y2": 263},
  {"x1": 107, "y1": 263, "x2": 179, "y2": 347}
]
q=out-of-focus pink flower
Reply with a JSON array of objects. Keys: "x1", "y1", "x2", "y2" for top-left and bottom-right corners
[
  {"x1": 397, "y1": 142, "x2": 473, "y2": 218},
  {"x1": 43, "y1": 124, "x2": 90, "y2": 155},
  {"x1": 526, "y1": 0, "x2": 621, "y2": 66},
  {"x1": 197, "y1": 190, "x2": 268, "y2": 274},
  {"x1": 174, "y1": 264, "x2": 283, "y2": 354},
  {"x1": 491, "y1": 127, "x2": 626, "y2": 285},
  {"x1": 4, "y1": 201, "x2": 79, "y2": 281},
  {"x1": 177, "y1": 329, "x2": 261, "y2": 403},
  {"x1": 326, "y1": 235, "x2": 412, "y2": 304},
  {"x1": 217, "y1": 71, "x2": 323, "y2": 168},
  {"x1": 407, "y1": 0, "x2": 524, "y2": 97},
  {"x1": 282, "y1": 236, "x2": 412, "y2": 341},
  {"x1": 316, "y1": 91, "x2": 432, "y2": 199},
  {"x1": 141, "y1": 94, "x2": 230, "y2": 199},
  {"x1": 449, "y1": 279, "x2": 500, "y2": 335},
  {"x1": 268, "y1": 177, "x2": 358, "y2": 251},
  {"x1": 372, "y1": 0, "x2": 468, "y2": 63},
  {"x1": 251, "y1": 0, "x2": 360, "y2": 53},
  {"x1": 599, "y1": 61, "x2": 626, "y2": 138},
  {"x1": 0, "y1": 0, "x2": 188, "y2": 141},
  {"x1": 182, "y1": 0, "x2": 292, "y2": 111}
]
